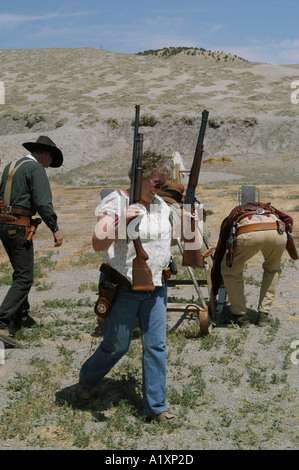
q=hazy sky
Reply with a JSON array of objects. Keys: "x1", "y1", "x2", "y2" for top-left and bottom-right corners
[{"x1": 0, "y1": 0, "x2": 298, "y2": 64}]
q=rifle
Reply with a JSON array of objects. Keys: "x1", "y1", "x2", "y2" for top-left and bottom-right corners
[
  {"x1": 129, "y1": 105, "x2": 155, "y2": 291},
  {"x1": 182, "y1": 109, "x2": 209, "y2": 267}
]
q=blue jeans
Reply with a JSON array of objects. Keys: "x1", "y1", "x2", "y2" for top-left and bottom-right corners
[{"x1": 79, "y1": 282, "x2": 168, "y2": 416}]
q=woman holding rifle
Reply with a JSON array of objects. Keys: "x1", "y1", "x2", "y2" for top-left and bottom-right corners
[{"x1": 77, "y1": 150, "x2": 180, "y2": 424}]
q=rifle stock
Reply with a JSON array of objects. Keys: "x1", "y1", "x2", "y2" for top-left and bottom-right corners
[
  {"x1": 130, "y1": 105, "x2": 155, "y2": 291},
  {"x1": 182, "y1": 109, "x2": 209, "y2": 268}
]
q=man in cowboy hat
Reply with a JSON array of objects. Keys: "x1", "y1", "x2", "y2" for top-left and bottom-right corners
[{"x1": 0, "y1": 136, "x2": 64, "y2": 347}]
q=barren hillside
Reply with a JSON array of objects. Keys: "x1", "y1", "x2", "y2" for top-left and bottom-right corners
[{"x1": 0, "y1": 47, "x2": 298, "y2": 184}]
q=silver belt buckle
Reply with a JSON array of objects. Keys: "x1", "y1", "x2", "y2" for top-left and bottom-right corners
[
  {"x1": 278, "y1": 221, "x2": 285, "y2": 234},
  {"x1": 256, "y1": 208, "x2": 265, "y2": 215}
]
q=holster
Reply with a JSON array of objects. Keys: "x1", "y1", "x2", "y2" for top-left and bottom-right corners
[
  {"x1": 24, "y1": 218, "x2": 42, "y2": 244},
  {"x1": 162, "y1": 257, "x2": 177, "y2": 281},
  {"x1": 94, "y1": 264, "x2": 119, "y2": 319},
  {"x1": 226, "y1": 227, "x2": 236, "y2": 267},
  {"x1": 94, "y1": 281, "x2": 118, "y2": 319},
  {"x1": 286, "y1": 232, "x2": 299, "y2": 260},
  {"x1": 0, "y1": 204, "x2": 37, "y2": 244}
]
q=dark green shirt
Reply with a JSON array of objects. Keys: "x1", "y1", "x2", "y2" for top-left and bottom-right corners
[{"x1": 0, "y1": 156, "x2": 59, "y2": 232}]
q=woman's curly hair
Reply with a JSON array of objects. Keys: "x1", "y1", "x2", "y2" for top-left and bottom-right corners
[{"x1": 129, "y1": 150, "x2": 173, "y2": 181}]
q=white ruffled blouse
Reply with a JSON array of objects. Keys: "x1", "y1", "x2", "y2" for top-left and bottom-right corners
[{"x1": 95, "y1": 190, "x2": 174, "y2": 286}]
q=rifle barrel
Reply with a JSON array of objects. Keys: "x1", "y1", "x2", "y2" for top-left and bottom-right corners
[
  {"x1": 182, "y1": 109, "x2": 209, "y2": 268},
  {"x1": 134, "y1": 133, "x2": 143, "y2": 203},
  {"x1": 196, "y1": 109, "x2": 209, "y2": 146},
  {"x1": 187, "y1": 110, "x2": 209, "y2": 191},
  {"x1": 130, "y1": 104, "x2": 140, "y2": 204}
]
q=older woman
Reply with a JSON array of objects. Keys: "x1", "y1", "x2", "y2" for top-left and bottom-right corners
[{"x1": 77, "y1": 151, "x2": 179, "y2": 424}]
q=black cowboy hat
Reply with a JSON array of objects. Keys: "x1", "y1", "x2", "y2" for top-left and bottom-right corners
[{"x1": 22, "y1": 135, "x2": 63, "y2": 168}]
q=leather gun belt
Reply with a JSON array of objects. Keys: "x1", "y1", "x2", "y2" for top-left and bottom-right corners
[
  {"x1": 0, "y1": 202, "x2": 31, "y2": 216},
  {"x1": 236, "y1": 221, "x2": 284, "y2": 236},
  {"x1": 106, "y1": 264, "x2": 167, "y2": 288},
  {"x1": 108, "y1": 266, "x2": 132, "y2": 287},
  {"x1": 0, "y1": 203, "x2": 32, "y2": 226},
  {"x1": 0, "y1": 215, "x2": 31, "y2": 227}
]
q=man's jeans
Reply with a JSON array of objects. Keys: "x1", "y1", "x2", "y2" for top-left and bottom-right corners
[
  {"x1": 80, "y1": 282, "x2": 168, "y2": 416},
  {"x1": 0, "y1": 224, "x2": 34, "y2": 328}
]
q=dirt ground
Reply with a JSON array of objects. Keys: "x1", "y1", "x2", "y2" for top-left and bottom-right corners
[{"x1": 0, "y1": 181, "x2": 298, "y2": 451}]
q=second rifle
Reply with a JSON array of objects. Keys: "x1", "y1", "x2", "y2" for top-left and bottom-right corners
[{"x1": 182, "y1": 109, "x2": 209, "y2": 268}]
